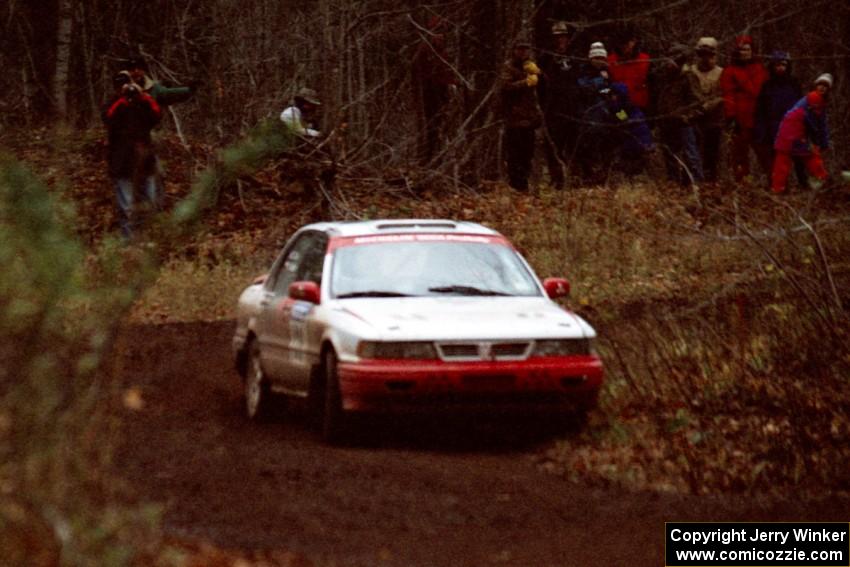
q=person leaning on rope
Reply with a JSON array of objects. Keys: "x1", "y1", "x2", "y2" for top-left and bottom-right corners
[{"x1": 771, "y1": 74, "x2": 832, "y2": 194}]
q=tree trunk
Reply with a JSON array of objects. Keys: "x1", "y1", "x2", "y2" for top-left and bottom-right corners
[{"x1": 52, "y1": 0, "x2": 73, "y2": 121}]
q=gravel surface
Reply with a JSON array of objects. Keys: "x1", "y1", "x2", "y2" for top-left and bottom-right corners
[{"x1": 114, "y1": 320, "x2": 849, "y2": 567}]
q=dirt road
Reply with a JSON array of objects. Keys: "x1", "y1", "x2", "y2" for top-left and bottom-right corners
[{"x1": 114, "y1": 321, "x2": 848, "y2": 567}]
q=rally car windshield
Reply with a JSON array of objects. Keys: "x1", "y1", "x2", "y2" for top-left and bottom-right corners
[{"x1": 331, "y1": 241, "x2": 541, "y2": 298}]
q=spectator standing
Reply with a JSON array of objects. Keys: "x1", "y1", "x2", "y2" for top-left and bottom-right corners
[
  {"x1": 687, "y1": 37, "x2": 724, "y2": 182},
  {"x1": 102, "y1": 71, "x2": 162, "y2": 238},
  {"x1": 577, "y1": 42, "x2": 612, "y2": 104},
  {"x1": 771, "y1": 84, "x2": 831, "y2": 193},
  {"x1": 500, "y1": 36, "x2": 543, "y2": 191},
  {"x1": 124, "y1": 54, "x2": 197, "y2": 201},
  {"x1": 575, "y1": 42, "x2": 613, "y2": 182},
  {"x1": 281, "y1": 88, "x2": 322, "y2": 139},
  {"x1": 720, "y1": 36, "x2": 768, "y2": 183},
  {"x1": 412, "y1": 16, "x2": 458, "y2": 163},
  {"x1": 653, "y1": 44, "x2": 704, "y2": 185},
  {"x1": 814, "y1": 72, "x2": 833, "y2": 97},
  {"x1": 754, "y1": 51, "x2": 804, "y2": 186},
  {"x1": 607, "y1": 29, "x2": 652, "y2": 111},
  {"x1": 538, "y1": 21, "x2": 581, "y2": 189}
]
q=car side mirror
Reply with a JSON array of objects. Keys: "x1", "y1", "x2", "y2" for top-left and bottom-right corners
[
  {"x1": 289, "y1": 281, "x2": 321, "y2": 304},
  {"x1": 543, "y1": 277, "x2": 570, "y2": 299}
]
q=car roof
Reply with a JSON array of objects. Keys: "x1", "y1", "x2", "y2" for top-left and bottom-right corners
[{"x1": 301, "y1": 219, "x2": 502, "y2": 238}]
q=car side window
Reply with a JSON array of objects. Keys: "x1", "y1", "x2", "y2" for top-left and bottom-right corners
[
  {"x1": 270, "y1": 233, "x2": 327, "y2": 296},
  {"x1": 296, "y1": 235, "x2": 328, "y2": 286},
  {"x1": 271, "y1": 235, "x2": 314, "y2": 296}
]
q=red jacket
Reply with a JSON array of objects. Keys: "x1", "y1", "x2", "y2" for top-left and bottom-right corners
[
  {"x1": 774, "y1": 92, "x2": 829, "y2": 155},
  {"x1": 720, "y1": 60, "x2": 768, "y2": 129},
  {"x1": 607, "y1": 51, "x2": 651, "y2": 109}
]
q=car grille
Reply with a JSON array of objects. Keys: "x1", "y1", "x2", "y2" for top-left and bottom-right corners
[{"x1": 436, "y1": 341, "x2": 532, "y2": 361}]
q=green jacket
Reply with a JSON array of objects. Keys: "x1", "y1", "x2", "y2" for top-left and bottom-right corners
[{"x1": 139, "y1": 74, "x2": 193, "y2": 106}]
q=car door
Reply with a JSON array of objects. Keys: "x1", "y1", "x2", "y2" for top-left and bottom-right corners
[
  {"x1": 258, "y1": 233, "x2": 319, "y2": 383},
  {"x1": 281, "y1": 233, "x2": 328, "y2": 390}
]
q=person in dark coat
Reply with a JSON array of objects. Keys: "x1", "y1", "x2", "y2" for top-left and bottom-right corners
[
  {"x1": 538, "y1": 21, "x2": 581, "y2": 189},
  {"x1": 575, "y1": 42, "x2": 614, "y2": 182},
  {"x1": 102, "y1": 71, "x2": 162, "y2": 238},
  {"x1": 653, "y1": 44, "x2": 704, "y2": 185},
  {"x1": 771, "y1": 89, "x2": 830, "y2": 193},
  {"x1": 412, "y1": 16, "x2": 458, "y2": 163},
  {"x1": 500, "y1": 36, "x2": 543, "y2": 191},
  {"x1": 754, "y1": 51, "x2": 804, "y2": 185}
]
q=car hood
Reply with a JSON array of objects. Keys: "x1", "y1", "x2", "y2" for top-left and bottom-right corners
[{"x1": 333, "y1": 296, "x2": 595, "y2": 341}]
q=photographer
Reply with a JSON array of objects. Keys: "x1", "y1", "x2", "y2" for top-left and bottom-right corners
[{"x1": 102, "y1": 71, "x2": 162, "y2": 238}]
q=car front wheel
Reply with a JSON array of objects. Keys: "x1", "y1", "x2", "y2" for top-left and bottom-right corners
[
  {"x1": 245, "y1": 340, "x2": 274, "y2": 421},
  {"x1": 322, "y1": 349, "x2": 348, "y2": 444}
]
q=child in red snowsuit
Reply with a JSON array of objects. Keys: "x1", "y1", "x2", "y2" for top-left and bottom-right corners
[{"x1": 771, "y1": 90, "x2": 829, "y2": 193}]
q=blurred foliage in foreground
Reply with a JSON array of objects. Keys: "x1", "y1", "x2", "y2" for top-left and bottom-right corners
[
  {"x1": 0, "y1": 121, "x2": 295, "y2": 565},
  {"x1": 0, "y1": 156, "x2": 167, "y2": 565}
]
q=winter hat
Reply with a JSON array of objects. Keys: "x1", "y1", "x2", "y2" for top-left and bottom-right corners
[
  {"x1": 806, "y1": 91, "x2": 824, "y2": 109},
  {"x1": 551, "y1": 21, "x2": 571, "y2": 36},
  {"x1": 814, "y1": 73, "x2": 834, "y2": 88},
  {"x1": 294, "y1": 87, "x2": 321, "y2": 106},
  {"x1": 668, "y1": 43, "x2": 692, "y2": 65},
  {"x1": 770, "y1": 50, "x2": 790, "y2": 65},
  {"x1": 734, "y1": 35, "x2": 753, "y2": 49},
  {"x1": 513, "y1": 35, "x2": 533, "y2": 48},
  {"x1": 113, "y1": 71, "x2": 133, "y2": 88},
  {"x1": 588, "y1": 42, "x2": 607, "y2": 59},
  {"x1": 695, "y1": 37, "x2": 718, "y2": 53}
]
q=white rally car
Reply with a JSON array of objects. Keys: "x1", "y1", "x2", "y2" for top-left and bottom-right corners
[{"x1": 233, "y1": 220, "x2": 603, "y2": 442}]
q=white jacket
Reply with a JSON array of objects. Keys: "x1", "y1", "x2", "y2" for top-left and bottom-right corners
[{"x1": 280, "y1": 106, "x2": 320, "y2": 137}]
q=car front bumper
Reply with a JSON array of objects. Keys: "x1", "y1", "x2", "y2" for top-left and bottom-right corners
[{"x1": 337, "y1": 356, "x2": 603, "y2": 413}]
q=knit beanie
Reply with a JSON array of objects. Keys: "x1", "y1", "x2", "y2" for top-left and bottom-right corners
[
  {"x1": 735, "y1": 35, "x2": 753, "y2": 49},
  {"x1": 696, "y1": 37, "x2": 718, "y2": 53},
  {"x1": 588, "y1": 42, "x2": 607, "y2": 59},
  {"x1": 814, "y1": 73, "x2": 834, "y2": 88}
]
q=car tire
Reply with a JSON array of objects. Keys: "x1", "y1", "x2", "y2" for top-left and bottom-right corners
[
  {"x1": 322, "y1": 349, "x2": 348, "y2": 444},
  {"x1": 245, "y1": 340, "x2": 275, "y2": 421}
]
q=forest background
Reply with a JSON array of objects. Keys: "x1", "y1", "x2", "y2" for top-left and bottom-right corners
[
  {"x1": 3, "y1": 0, "x2": 849, "y2": 181},
  {"x1": 2, "y1": 1, "x2": 850, "y2": 566}
]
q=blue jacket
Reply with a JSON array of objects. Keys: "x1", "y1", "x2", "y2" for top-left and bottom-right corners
[
  {"x1": 609, "y1": 83, "x2": 654, "y2": 154},
  {"x1": 581, "y1": 82, "x2": 654, "y2": 156}
]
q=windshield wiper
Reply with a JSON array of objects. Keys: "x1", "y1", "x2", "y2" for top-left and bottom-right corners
[
  {"x1": 428, "y1": 285, "x2": 512, "y2": 296},
  {"x1": 336, "y1": 290, "x2": 412, "y2": 298}
]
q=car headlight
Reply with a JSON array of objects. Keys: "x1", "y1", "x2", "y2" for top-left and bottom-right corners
[
  {"x1": 357, "y1": 341, "x2": 437, "y2": 359},
  {"x1": 532, "y1": 339, "x2": 593, "y2": 357}
]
